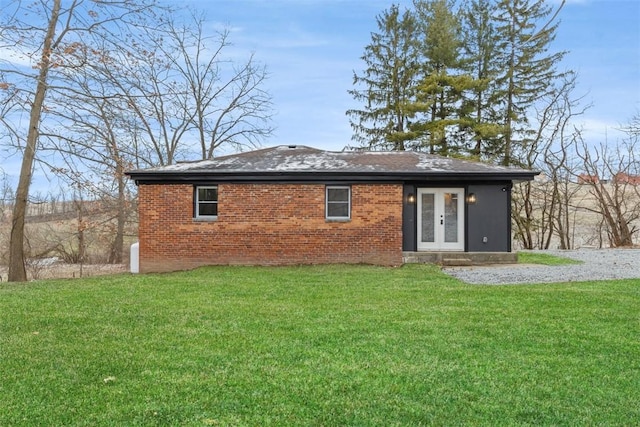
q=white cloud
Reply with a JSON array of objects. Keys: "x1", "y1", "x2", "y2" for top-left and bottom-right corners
[
  {"x1": 0, "y1": 46, "x2": 34, "y2": 68},
  {"x1": 573, "y1": 117, "x2": 629, "y2": 145}
]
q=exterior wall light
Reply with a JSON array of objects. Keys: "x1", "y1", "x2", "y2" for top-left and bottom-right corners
[
  {"x1": 467, "y1": 193, "x2": 477, "y2": 204},
  {"x1": 407, "y1": 193, "x2": 416, "y2": 204}
]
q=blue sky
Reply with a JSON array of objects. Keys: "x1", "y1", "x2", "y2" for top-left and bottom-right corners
[
  {"x1": 192, "y1": 0, "x2": 640, "y2": 153},
  {"x1": 2, "y1": 0, "x2": 639, "y2": 194}
]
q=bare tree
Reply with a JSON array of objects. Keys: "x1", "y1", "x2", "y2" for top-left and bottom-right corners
[
  {"x1": 96, "y1": 9, "x2": 274, "y2": 166},
  {"x1": 540, "y1": 131, "x2": 584, "y2": 249},
  {"x1": 40, "y1": 67, "x2": 137, "y2": 264},
  {"x1": 1, "y1": 0, "x2": 161, "y2": 281},
  {"x1": 73, "y1": 186, "x2": 86, "y2": 276},
  {"x1": 622, "y1": 113, "x2": 640, "y2": 136},
  {"x1": 512, "y1": 74, "x2": 585, "y2": 249},
  {"x1": 163, "y1": 12, "x2": 274, "y2": 159},
  {"x1": 4, "y1": 0, "x2": 61, "y2": 282},
  {"x1": 2, "y1": 2, "x2": 273, "y2": 277},
  {"x1": 574, "y1": 134, "x2": 640, "y2": 247},
  {"x1": 36, "y1": 7, "x2": 272, "y2": 262}
]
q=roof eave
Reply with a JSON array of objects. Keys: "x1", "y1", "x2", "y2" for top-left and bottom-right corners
[{"x1": 126, "y1": 170, "x2": 539, "y2": 185}]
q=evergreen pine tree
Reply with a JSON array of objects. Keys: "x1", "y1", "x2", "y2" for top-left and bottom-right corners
[
  {"x1": 411, "y1": 0, "x2": 481, "y2": 156},
  {"x1": 347, "y1": 4, "x2": 421, "y2": 151},
  {"x1": 493, "y1": 0, "x2": 567, "y2": 165},
  {"x1": 459, "y1": 0, "x2": 504, "y2": 160}
]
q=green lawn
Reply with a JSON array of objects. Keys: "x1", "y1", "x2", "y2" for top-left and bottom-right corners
[
  {"x1": 1, "y1": 265, "x2": 638, "y2": 426},
  {"x1": 518, "y1": 251, "x2": 583, "y2": 265}
]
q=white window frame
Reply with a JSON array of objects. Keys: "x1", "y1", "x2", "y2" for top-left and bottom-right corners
[
  {"x1": 326, "y1": 185, "x2": 351, "y2": 220},
  {"x1": 195, "y1": 185, "x2": 218, "y2": 220}
]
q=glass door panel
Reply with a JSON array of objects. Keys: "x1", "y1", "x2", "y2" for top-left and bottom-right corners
[
  {"x1": 421, "y1": 193, "x2": 435, "y2": 243},
  {"x1": 417, "y1": 188, "x2": 464, "y2": 251},
  {"x1": 444, "y1": 192, "x2": 458, "y2": 243}
]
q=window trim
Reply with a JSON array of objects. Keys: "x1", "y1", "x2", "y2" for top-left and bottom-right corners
[
  {"x1": 326, "y1": 185, "x2": 351, "y2": 220},
  {"x1": 194, "y1": 185, "x2": 218, "y2": 220}
]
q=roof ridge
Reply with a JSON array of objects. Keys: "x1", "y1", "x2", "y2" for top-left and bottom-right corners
[{"x1": 125, "y1": 145, "x2": 539, "y2": 182}]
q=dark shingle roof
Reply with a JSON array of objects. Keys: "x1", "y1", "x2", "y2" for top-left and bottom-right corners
[{"x1": 126, "y1": 145, "x2": 538, "y2": 183}]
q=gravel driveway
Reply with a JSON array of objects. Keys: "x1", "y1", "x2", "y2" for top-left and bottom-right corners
[{"x1": 442, "y1": 249, "x2": 640, "y2": 285}]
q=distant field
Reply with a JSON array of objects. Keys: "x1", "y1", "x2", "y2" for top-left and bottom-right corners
[
  {"x1": 0, "y1": 199, "x2": 137, "y2": 275},
  {"x1": 514, "y1": 180, "x2": 640, "y2": 249},
  {"x1": 1, "y1": 265, "x2": 638, "y2": 426}
]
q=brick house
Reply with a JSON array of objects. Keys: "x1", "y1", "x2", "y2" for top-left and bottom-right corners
[
  {"x1": 613, "y1": 172, "x2": 640, "y2": 185},
  {"x1": 126, "y1": 145, "x2": 538, "y2": 273}
]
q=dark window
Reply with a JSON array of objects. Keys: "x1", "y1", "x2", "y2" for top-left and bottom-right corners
[
  {"x1": 196, "y1": 186, "x2": 218, "y2": 219},
  {"x1": 326, "y1": 186, "x2": 350, "y2": 220}
]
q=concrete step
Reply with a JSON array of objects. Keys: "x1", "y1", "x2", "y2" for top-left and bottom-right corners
[
  {"x1": 442, "y1": 258, "x2": 473, "y2": 266},
  {"x1": 402, "y1": 251, "x2": 517, "y2": 265}
]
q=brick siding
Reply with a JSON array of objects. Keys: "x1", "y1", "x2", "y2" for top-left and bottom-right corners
[{"x1": 138, "y1": 183, "x2": 403, "y2": 272}]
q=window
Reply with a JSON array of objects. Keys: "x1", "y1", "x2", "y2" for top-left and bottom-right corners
[
  {"x1": 195, "y1": 186, "x2": 218, "y2": 219},
  {"x1": 326, "y1": 186, "x2": 350, "y2": 220}
]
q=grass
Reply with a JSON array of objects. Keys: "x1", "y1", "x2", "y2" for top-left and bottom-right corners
[
  {"x1": 518, "y1": 250, "x2": 583, "y2": 265},
  {"x1": 1, "y1": 264, "x2": 638, "y2": 426}
]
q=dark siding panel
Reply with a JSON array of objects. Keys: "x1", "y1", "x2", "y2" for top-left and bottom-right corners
[
  {"x1": 467, "y1": 183, "x2": 511, "y2": 252},
  {"x1": 402, "y1": 184, "x2": 416, "y2": 251}
]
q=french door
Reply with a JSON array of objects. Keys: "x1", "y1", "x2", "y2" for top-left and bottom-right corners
[{"x1": 417, "y1": 188, "x2": 464, "y2": 251}]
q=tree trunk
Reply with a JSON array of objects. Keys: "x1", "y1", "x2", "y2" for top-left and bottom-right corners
[
  {"x1": 109, "y1": 169, "x2": 126, "y2": 264},
  {"x1": 8, "y1": 0, "x2": 61, "y2": 282},
  {"x1": 76, "y1": 197, "x2": 85, "y2": 277},
  {"x1": 501, "y1": 27, "x2": 516, "y2": 167}
]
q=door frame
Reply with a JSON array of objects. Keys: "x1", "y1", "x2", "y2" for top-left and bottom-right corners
[{"x1": 416, "y1": 187, "x2": 465, "y2": 251}]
